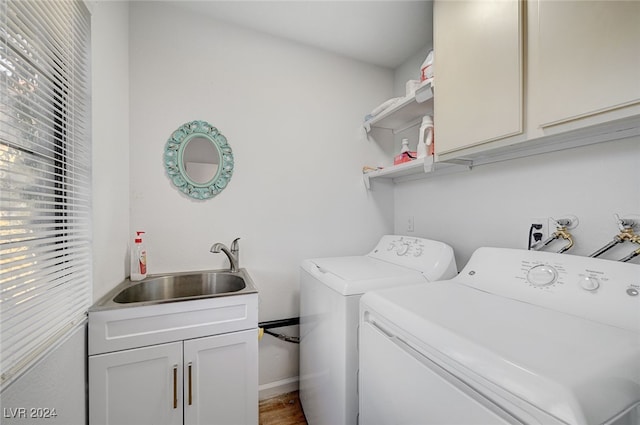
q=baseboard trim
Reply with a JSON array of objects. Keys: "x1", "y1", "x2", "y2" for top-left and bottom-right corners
[{"x1": 259, "y1": 376, "x2": 299, "y2": 400}]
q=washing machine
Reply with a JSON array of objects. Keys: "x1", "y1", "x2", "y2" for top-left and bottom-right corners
[
  {"x1": 359, "y1": 247, "x2": 640, "y2": 425},
  {"x1": 299, "y1": 235, "x2": 457, "y2": 425}
]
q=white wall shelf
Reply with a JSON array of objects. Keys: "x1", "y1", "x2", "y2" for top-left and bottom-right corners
[
  {"x1": 362, "y1": 82, "x2": 471, "y2": 189},
  {"x1": 363, "y1": 114, "x2": 640, "y2": 190},
  {"x1": 363, "y1": 156, "x2": 472, "y2": 189},
  {"x1": 364, "y1": 83, "x2": 434, "y2": 134}
]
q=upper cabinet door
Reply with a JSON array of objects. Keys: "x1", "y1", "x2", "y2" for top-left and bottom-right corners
[
  {"x1": 538, "y1": 0, "x2": 640, "y2": 127},
  {"x1": 434, "y1": 0, "x2": 523, "y2": 155}
]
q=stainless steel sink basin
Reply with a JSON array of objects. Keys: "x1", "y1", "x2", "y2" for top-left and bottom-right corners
[
  {"x1": 113, "y1": 272, "x2": 245, "y2": 303},
  {"x1": 91, "y1": 268, "x2": 258, "y2": 310}
]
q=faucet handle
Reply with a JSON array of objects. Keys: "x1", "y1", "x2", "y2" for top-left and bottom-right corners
[{"x1": 231, "y1": 238, "x2": 240, "y2": 250}]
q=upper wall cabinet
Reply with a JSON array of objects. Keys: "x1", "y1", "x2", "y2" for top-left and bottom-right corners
[
  {"x1": 537, "y1": 1, "x2": 640, "y2": 128},
  {"x1": 433, "y1": 0, "x2": 640, "y2": 164},
  {"x1": 433, "y1": 0, "x2": 523, "y2": 155}
]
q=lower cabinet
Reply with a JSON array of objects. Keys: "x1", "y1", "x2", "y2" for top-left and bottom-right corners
[{"x1": 89, "y1": 329, "x2": 258, "y2": 425}]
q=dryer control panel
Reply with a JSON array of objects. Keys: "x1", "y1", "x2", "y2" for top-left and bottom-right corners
[{"x1": 455, "y1": 247, "x2": 640, "y2": 332}]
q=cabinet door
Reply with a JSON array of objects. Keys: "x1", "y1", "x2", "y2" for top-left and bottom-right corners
[
  {"x1": 89, "y1": 341, "x2": 183, "y2": 425},
  {"x1": 184, "y1": 329, "x2": 258, "y2": 425},
  {"x1": 434, "y1": 0, "x2": 523, "y2": 155},
  {"x1": 538, "y1": 0, "x2": 640, "y2": 127}
]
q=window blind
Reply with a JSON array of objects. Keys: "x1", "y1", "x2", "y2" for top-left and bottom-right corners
[{"x1": 0, "y1": 0, "x2": 91, "y2": 390}]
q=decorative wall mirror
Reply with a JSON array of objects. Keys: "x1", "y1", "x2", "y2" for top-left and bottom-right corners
[{"x1": 164, "y1": 120, "x2": 234, "y2": 200}]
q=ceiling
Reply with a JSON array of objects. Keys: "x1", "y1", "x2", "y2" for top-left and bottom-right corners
[{"x1": 172, "y1": 1, "x2": 433, "y2": 69}]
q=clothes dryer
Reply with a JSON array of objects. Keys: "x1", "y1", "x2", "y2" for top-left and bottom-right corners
[
  {"x1": 359, "y1": 247, "x2": 640, "y2": 425},
  {"x1": 299, "y1": 235, "x2": 457, "y2": 425}
]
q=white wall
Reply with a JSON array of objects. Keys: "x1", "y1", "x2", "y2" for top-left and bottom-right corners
[
  {"x1": 0, "y1": 325, "x2": 86, "y2": 425},
  {"x1": 393, "y1": 137, "x2": 640, "y2": 269},
  {"x1": 92, "y1": 0, "x2": 131, "y2": 301},
  {"x1": 393, "y1": 44, "x2": 432, "y2": 98},
  {"x1": 128, "y1": 2, "x2": 394, "y2": 395}
]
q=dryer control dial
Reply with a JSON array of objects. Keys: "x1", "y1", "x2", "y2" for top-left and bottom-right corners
[
  {"x1": 578, "y1": 276, "x2": 600, "y2": 292},
  {"x1": 527, "y1": 264, "x2": 558, "y2": 287}
]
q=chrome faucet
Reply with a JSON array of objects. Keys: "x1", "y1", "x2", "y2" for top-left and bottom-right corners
[
  {"x1": 230, "y1": 237, "x2": 240, "y2": 265},
  {"x1": 210, "y1": 238, "x2": 240, "y2": 272}
]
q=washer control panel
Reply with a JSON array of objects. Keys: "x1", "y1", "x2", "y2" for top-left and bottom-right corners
[
  {"x1": 384, "y1": 237, "x2": 426, "y2": 257},
  {"x1": 456, "y1": 247, "x2": 640, "y2": 332},
  {"x1": 368, "y1": 235, "x2": 455, "y2": 276}
]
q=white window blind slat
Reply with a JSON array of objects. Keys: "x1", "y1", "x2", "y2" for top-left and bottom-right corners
[
  {"x1": 1, "y1": 245, "x2": 91, "y2": 284},
  {"x1": 0, "y1": 0, "x2": 91, "y2": 390},
  {"x1": 11, "y1": 3, "x2": 88, "y2": 90},
  {"x1": 1, "y1": 250, "x2": 91, "y2": 297},
  {"x1": 3, "y1": 277, "x2": 90, "y2": 335},
  {"x1": 4, "y1": 280, "x2": 90, "y2": 334}
]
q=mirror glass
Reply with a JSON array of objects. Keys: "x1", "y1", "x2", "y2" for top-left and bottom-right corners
[
  {"x1": 164, "y1": 120, "x2": 234, "y2": 200},
  {"x1": 182, "y1": 136, "x2": 220, "y2": 184}
]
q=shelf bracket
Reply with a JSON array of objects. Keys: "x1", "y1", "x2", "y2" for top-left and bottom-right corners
[
  {"x1": 423, "y1": 157, "x2": 434, "y2": 173},
  {"x1": 415, "y1": 84, "x2": 433, "y2": 104},
  {"x1": 363, "y1": 173, "x2": 371, "y2": 190},
  {"x1": 443, "y1": 159, "x2": 474, "y2": 170}
]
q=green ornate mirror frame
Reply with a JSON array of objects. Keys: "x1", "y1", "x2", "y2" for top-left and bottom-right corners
[{"x1": 164, "y1": 120, "x2": 234, "y2": 200}]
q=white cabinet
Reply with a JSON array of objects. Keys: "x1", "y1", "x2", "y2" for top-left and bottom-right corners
[
  {"x1": 90, "y1": 330, "x2": 258, "y2": 425},
  {"x1": 89, "y1": 342, "x2": 183, "y2": 425},
  {"x1": 183, "y1": 331, "x2": 258, "y2": 425},
  {"x1": 434, "y1": 0, "x2": 523, "y2": 155},
  {"x1": 432, "y1": 0, "x2": 640, "y2": 164},
  {"x1": 88, "y1": 292, "x2": 259, "y2": 425},
  {"x1": 537, "y1": 0, "x2": 640, "y2": 128},
  {"x1": 361, "y1": 0, "x2": 639, "y2": 182}
]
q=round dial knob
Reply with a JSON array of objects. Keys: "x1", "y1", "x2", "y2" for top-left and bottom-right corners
[
  {"x1": 527, "y1": 265, "x2": 558, "y2": 287},
  {"x1": 579, "y1": 276, "x2": 600, "y2": 292},
  {"x1": 396, "y1": 244, "x2": 410, "y2": 256}
]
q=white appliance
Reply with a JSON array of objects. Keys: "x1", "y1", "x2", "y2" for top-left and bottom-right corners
[
  {"x1": 299, "y1": 235, "x2": 457, "y2": 425},
  {"x1": 359, "y1": 247, "x2": 640, "y2": 425}
]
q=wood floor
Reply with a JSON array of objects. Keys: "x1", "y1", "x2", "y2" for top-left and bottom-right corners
[{"x1": 258, "y1": 391, "x2": 308, "y2": 425}]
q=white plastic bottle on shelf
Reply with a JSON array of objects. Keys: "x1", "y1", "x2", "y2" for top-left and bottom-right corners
[
  {"x1": 400, "y1": 138, "x2": 410, "y2": 153},
  {"x1": 130, "y1": 231, "x2": 147, "y2": 281},
  {"x1": 417, "y1": 116, "x2": 434, "y2": 159},
  {"x1": 420, "y1": 50, "x2": 434, "y2": 82}
]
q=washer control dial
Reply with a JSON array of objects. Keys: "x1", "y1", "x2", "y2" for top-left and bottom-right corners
[
  {"x1": 527, "y1": 264, "x2": 558, "y2": 287},
  {"x1": 396, "y1": 244, "x2": 410, "y2": 256},
  {"x1": 579, "y1": 276, "x2": 600, "y2": 292}
]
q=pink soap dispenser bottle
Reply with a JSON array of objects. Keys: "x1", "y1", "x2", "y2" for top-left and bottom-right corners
[{"x1": 130, "y1": 231, "x2": 147, "y2": 281}]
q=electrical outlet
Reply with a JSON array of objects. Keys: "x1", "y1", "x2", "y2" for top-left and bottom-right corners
[
  {"x1": 407, "y1": 216, "x2": 415, "y2": 233},
  {"x1": 529, "y1": 218, "x2": 548, "y2": 247}
]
